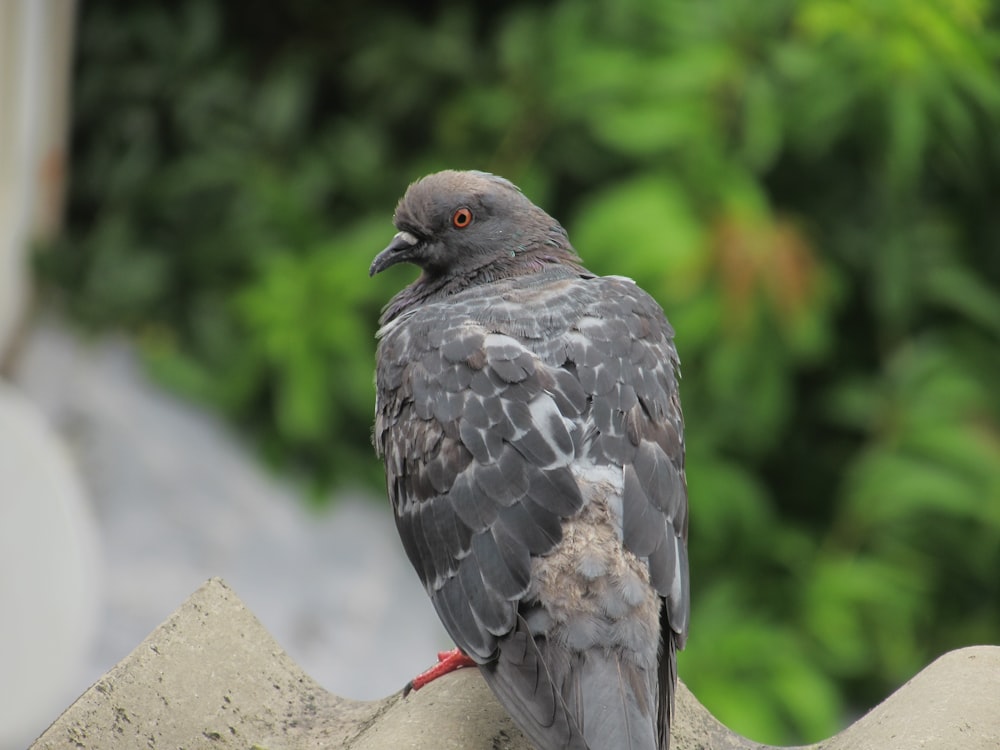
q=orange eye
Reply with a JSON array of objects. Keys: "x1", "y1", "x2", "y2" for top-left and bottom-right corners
[{"x1": 452, "y1": 207, "x2": 473, "y2": 228}]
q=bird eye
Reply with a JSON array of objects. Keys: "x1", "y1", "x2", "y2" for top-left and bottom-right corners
[{"x1": 452, "y1": 207, "x2": 473, "y2": 228}]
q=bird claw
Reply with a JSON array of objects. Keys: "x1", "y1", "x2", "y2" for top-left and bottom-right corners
[{"x1": 403, "y1": 648, "x2": 477, "y2": 696}]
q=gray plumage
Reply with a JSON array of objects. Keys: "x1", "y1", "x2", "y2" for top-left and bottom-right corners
[{"x1": 371, "y1": 170, "x2": 689, "y2": 750}]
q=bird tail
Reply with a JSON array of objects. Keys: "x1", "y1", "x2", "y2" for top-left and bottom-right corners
[{"x1": 481, "y1": 617, "x2": 662, "y2": 750}]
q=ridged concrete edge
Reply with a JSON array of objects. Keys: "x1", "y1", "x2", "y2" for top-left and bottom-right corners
[{"x1": 29, "y1": 578, "x2": 1000, "y2": 750}]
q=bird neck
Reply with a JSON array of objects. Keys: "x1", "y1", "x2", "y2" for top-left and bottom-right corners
[{"x1": 379, "y1": 243, "x2": 588, "y2": 324}]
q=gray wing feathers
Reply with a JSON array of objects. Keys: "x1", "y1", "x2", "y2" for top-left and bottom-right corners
[
  {"x1": 570, "y1": 280, "x2": 690, "y2": 640},
  {"x1": 376, "y1": 311, "x2": 587, "y2": 663}
]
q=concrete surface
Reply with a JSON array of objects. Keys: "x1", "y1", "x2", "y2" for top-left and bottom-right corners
[{"x1": 29, "y1": 579, "x2": 1000, "y2": 750}]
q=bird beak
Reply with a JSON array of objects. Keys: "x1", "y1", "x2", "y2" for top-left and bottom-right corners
[{"x1": 369, "y1": 231, "x2": 420, "y2": 277}]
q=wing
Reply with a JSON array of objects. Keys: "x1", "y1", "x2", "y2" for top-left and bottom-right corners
[
  {"x1": 374, "y1": 294, "x2": 589, "y2": 663},
  {"x1": 577, "y1": 277, "x2": 689, "y2": 632},
  {"x1": 573, "y1": 277, "x2": 689, "y2": 748}
]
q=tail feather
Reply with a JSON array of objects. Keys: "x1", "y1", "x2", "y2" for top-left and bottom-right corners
[
  {"x1": 572, "y1": 648, "x2": 657, "y2": 750},
  {"x1": 481, "y1": 624, "x2": 589, "y2": 750},
  {"x1": 657, "y1": 627, "x2": 678, "y2": 748},
  {"x1": 481, "y1": 617, "x2": 662, "y2": 750}
]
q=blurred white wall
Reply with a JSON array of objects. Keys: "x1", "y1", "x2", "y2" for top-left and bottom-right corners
[
  {"x1": 0, "y1": 380, "x2": 100, "y2": 750},
  {"x1": 0, "y1": 0, "x2": 75, "y2": 365},
  {"x1": 0, "y1": 3, "x2": 99, "y2": 749}
]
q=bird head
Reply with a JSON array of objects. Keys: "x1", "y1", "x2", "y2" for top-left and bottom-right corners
[{"x1": 369, "y1": 170, "x2": 569, "y2": 279}]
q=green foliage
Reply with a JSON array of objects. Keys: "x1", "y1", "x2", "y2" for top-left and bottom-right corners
[{"x1": 42, "y1": 0, "x2": 1000, "y2": 743}]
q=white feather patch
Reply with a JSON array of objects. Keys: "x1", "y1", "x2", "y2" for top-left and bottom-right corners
[{"x1": 527, "y1": 396, "x2": 574, "y2": 468}]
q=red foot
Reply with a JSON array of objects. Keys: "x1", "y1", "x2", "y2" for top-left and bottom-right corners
[{"x1": 403, "y1": 648, "x2": 477, "y2": 696}]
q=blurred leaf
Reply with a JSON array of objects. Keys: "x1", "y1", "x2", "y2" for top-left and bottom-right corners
[
  {"x1": 680, "y1": 582, "x2": 843, "y2": 744},
  {"x1": 570, "y1": 175, "x2": 705, "y2": 299}
]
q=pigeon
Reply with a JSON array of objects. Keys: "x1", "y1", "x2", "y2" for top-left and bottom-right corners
[{"x1": 370, "y1": 170, "x2": 689, "y2": 750}]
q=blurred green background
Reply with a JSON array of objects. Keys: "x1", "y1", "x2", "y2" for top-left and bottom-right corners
[{"x1": 40, "y1": 0, "x2": 1000, "y2": 744}]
